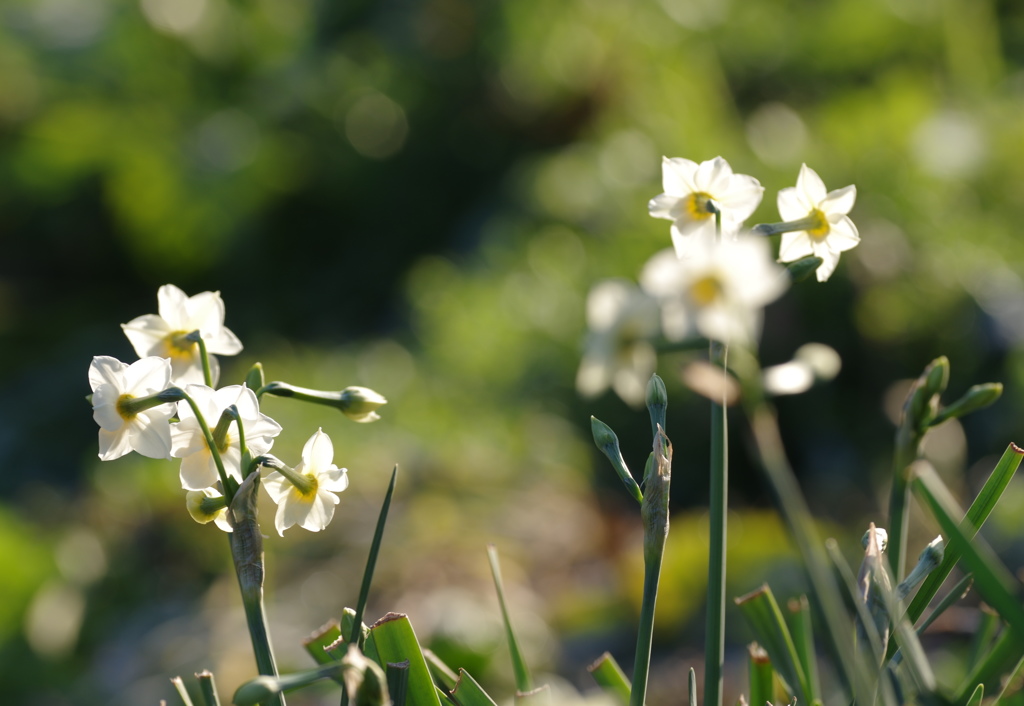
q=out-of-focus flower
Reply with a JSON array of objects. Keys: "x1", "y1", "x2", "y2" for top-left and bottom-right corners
[
  {"x1": 339, "y1": 387, "x2": 388, "y2": 422},
  {"x1": 263, "y1": 429, "x2": 350, "y2": 536},
  {"x1": 185, "y1": 487, "x2": 233, "y2": 532},
  {"x1": 776, "y1": 164, "x2": 859, "y2": 282},
  {"x1": 122, "y1": 284, "x2": 243, "y2": 385},
  {"x1": 648, "y1": 156, "x2": 764, "y2": 257},
  {"x1": 171, "y1": 384, "x2": 282, "y2": 490},
  {"x1": 640, "y1": 236, "x2": 787, "y2": 346},
  {"x1": 89, "y1": 356, "x2": 175, "y2": 460},
  {"x1": 576, "y1": 279, "x2": 660, "y2": 407},
  {"x1": 762, "y1": 343, "x2": 842, "y2": 396}
]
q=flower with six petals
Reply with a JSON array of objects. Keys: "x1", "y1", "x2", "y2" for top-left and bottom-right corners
[
  {"x1": 263, "y1": 429, "x2": 349, "y2": 536},
  {"x1": 648, "y1": 156, "x2": 764, "y2": 257},
  {"x1": 90, "y1": 355, "x2": 175, "y2": 460},
  {"x1": 122, "y1": 284, "x2": 243, "y2": 386},
  {"x1": 171, "y1": 384, "x2": 282, "y2": 490},
  {"x1": 776, "y1": 164, "x2": 859, "y2": 282}
]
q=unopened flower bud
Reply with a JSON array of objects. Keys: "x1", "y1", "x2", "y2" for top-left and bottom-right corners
[
  {"x1": 861, "y1": 526, "x2": 888, "y2": 554},
  {"x1": 783, "y1": 255, "x2": 825, "y2": 282},
  {"x1": 591, "y1": 416, "x2": 643, "y2": 504},
  {"x1": 646, "y1": 374, "x2": 668, "y2": 439},
  {"x1": 339, "y1": 386, "x2": 388, "y2": 423},
  {"x1": 898, "y1": 535, "x2": 944, "y2": 599},
  {"x1": 186, "y1": 488, "x2": 232, "y2": 532},
  {"x1": 903, "y1": 356, "x2": 949, "y2": 431},
  {"x1": 930, "y1": 383, "x2": 1003, "y2": 427}
]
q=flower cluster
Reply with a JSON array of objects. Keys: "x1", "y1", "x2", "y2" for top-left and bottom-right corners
[
  {"x1": 579, "y1": 157, "x2": 858, "y2": 405},
  {"x1": 88, "y1": 285, "x2": 386, "y2": 535}
]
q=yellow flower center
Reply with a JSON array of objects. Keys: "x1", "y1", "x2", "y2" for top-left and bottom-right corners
[
  {"x1": 689, "y1": 275, "x2": 723, "y2": 307},
  {"x1": 116, "y1": 394, "x2": 137, "y2": 421},
  {"x1": 806, "y1": 209, "x2": 830, "y2": 241},
  {"x1": 683, "y1": 192, "x2": 716, "y2": 221},
  {"x1": 294, "y1": 473, "x2": 319, "y2": 500},
  {"x1": 162, "y1": 330, "x2": 198, "y2": 361}
]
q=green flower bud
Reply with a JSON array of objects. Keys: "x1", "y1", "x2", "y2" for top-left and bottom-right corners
[
  {"x1": 245, "y1": 362, "x2": 265, "y2": 391},
  {"x1": 339, "y1": 386, "x2": 388, "y2": 423},
  {"x1": 646, "y1": 374, "x2": 667, "y2": 439},
  {"x1": 931, "y1": 383, "x2": 1003, "y2": 427},
  {"x1": 897, "y1": 535, "x2": 944, "y2": 600},
  {"x1": 591, "y1": 416, "x2": 643, "y2": 504},
  {"x1": 903, "y1": 356, "x2": 949, "y2": 431},
  {"x1": 233, "y1": 676, "x2": 281, "y2": 706}
]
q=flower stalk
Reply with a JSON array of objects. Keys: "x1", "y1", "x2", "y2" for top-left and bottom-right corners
[
  {"x1": 631, "y1": 425, "x2": 671, "y2": 706},
  {"x1": 229, "y1": 471, "x2": 284, "y2": 706}
]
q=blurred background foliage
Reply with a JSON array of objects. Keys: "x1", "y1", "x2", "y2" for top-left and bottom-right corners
[{"x1": 2, "y1": 0, "x2": 1024, "y2": 703}]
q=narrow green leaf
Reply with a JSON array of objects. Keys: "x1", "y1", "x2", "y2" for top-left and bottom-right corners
[
  {"x1": 965, "y1": 683, "x2": 983, "y2": 706},
  {"x1": 785, "y1": 596, "x2": 821, "y2": 704},
  {"x1": 304, "y1": 619, "x2": 343, "y2": 665},
  {"x1": 586, "y1": 652, "x2": 630, "y2": 705},
  {"x1": 367, "y1": 613, "x2": 443, "y2": 706},
  {"x1": 423, "y1": 649, "x2": 459, "y2": 692},
  {"x1": 996, "y1": 648, "x2": 1024, "y2": 702},
  {"x1": 904, "y1": 444, "x2": 1023, "y2": 629},
  {"x1": 688, "y1": 668, "x2": 697, "y2": 706},
  {"x1": 351, "y1": 466, "x2": 399, "y2": 648},
  {"x1": 196, "y1": 671, "x2": 220, "y2": 706},
  {"x1": 171, "y1": 677, "x2": 196, "y2": 706},
  {"x1": 889, "y1": 574, "x2": 973, "y2": 670},
  {"x1": 967, "y1": 606, "x2": 1000, "y2": 671},
  {"x1": 486, "y1": 545, "x2": 532, "y2": 693},
  {"x1": 734, "y1": 585, "x2": 808, "y2": 704},
  {"x1": 386, "y1": 661, "x2": 410, "y2": 706},
  {"x1": 910, "y1": 463, "x2": 1024, "y2": 638},
  {"x1": 957, "y1": 628, "x2": 1016, "y2": 700},
  {"x1": 748, "y1": 643, "x2": 774, "y2": 706},
  {"x1": 514, "y1": 685, "x2": 550, "y2": 704},
  {"x1": 449, "y1": 669, "x2": 499, "y2": 706}
]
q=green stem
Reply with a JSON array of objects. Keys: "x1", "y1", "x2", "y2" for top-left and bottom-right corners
[
  {"x1": 178, "y1": 390, "x2": 236, "y2": 500},
  {"x1": 887, "y1": 425, "x2": 921, "y2": 583},
  {"x1": 631, "y1": 428, "x2": 671, "y2": 706},
  {"x1": 229, "y1": 473, "x2": 284, "y2": 706},
  {"x1": 704, "y1": 341, "x2": 728, "y2": 706},
  {"x1": 196, "y1": 332, "x2": 214, "y2": 388}
]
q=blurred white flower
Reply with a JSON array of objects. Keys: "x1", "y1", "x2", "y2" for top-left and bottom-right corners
[
  {"x1": 171, "y1": 384, "x2": 282, "y2": 490},
  {"x1": 264, "y1": 429, "x2": 350, "y2": 536},
  {"x1": 185, "y1": 487, "x2": 233, "y2": 532},
  {"x1": 762, "y1": 343, "x2": 842, "y2": 396},
  {"x1": 776, "y1": 164, "x2": 859, "y2": 282},
  {"x1": 640, "y1": 236, "x2": 787, "y2": 346},
  {"x1": 576, "y1": 279, "x2": 660, "y2": 406},
  {"x1": 648, "y1": 156, "x2": 764, "y2": 257},
  {"x1": 90, "y1": 356, "x2": 175, "y2": 460},
  {"x1": 122, "y1": 284, "x2": 243, "y2": 385}
]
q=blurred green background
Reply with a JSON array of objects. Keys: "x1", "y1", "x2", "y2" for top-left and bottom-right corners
[{"x1": 2, "y1": 0, "x2": 1024, "y2": 703}]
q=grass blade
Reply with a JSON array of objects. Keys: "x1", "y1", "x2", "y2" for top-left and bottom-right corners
[
  {"x1": 171, "y1": 677, "x2": 196, "y2": 706},
  {"x1": 747, "y1": 642, "x2": 774, "y2": 706},
  {"x1": 423, "y1": 649, "x2": 460, "y2": 692},
  {"x1": 734, "y1": 585, "x2": 808, "y2": 704},
  {"x1": 351, "y1": 466, "x2": 399, "y2": 647},
  {"x1": 587, "y1": 652, "x2": 630, "y2": 705},
  {"x1": 450, "y1": 669, "x2": 500, "y2": 706},
  {"x1": 367, "y1": 613, "x2": 443, "y2": 706},
  {"x1": 196, "y1": 671, "x2": 220, "y2": 706},
  {"x1": 386, "y1": 661, "x2": 410, "y2": 706},
  {"x1": 785, "y1": 596, "x2": 821, "y2": 704},
  {"x1": 902, "y1": 444, "x2": 1022, "y2": 632},
  {"x1": 486, "y1": 545, "x2": 533, "y2": 693}
]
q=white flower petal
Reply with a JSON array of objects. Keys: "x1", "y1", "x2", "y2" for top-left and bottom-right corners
[
  {"x1": 301, "y1": 492, "x2": 339, "y2": 532},
  {"x1": 695, "y1": 156, "x2": 734, "y2": 193},
  {"x1": 179, "y1": 450, "x2": 218, "y2": 490},
  {"x1": 778, "y1": 232, "x2": 815, "y2": 262},
  {"x1": 98, "y1": 428, "x2": 133, "y2": 461},
  {"x1": 670, "y1": 221, "x2": 716, "y2": 258},
  {"x1": 124, "y1": 356, "x2": 172, "y2": 394},
  {"x1": 277, "y1": 492, "x2": 312, "y2": 535},
  {"x1": 822, "y1": 184, "x2": 856, "y2": 216},
  {"x1": 156, "y1": 284, "x2": 190, "y2": 329},
  {"x1": 811, "y1": 246, "x2": 842, "y2": 282},
  {"x1": 262, "y1": 472, "x2": 291, "y2": 503},
  {"x1": 661, "y1": 157, "x2": 699, "y2": 195},
  {"x1": 648, "y1": 193, "x2": 681, "y2": 221},
  {"x1": 716, "y1": 174, "x2": 763, "y2": 222},
  {"x1": 320, "y1": 468, "x2": 350, "y2": 493},
  {"x1": 796, "y1": 164, "x2": 827, "y2": 203},
  {"x1": 776, "y1": 187, "x2": 811, "y2": 222},
  {"x1": 824, "y1": 216, "x2": 860, "y2": 252},
  {"x1": 127, "y1": 413, "x2": 173, "y2": 459},
  {"x1": 121, "y1": 315, "x2": 171, "y2": 358},
  {"x1": 89, "y1": 356, "x2": 128, "y2": 393},
  {"x1": 302, "y1": 429, "x2": 335, "y2": 472}
]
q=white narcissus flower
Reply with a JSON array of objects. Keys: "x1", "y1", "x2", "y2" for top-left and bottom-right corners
[
  {"x1": 648, "y1": 156, "x2": 764, "y2": 257},
  {"x1": 90, "y1": 356, "x2": 175, "y2": 460},
  {"x1": 171, "y1": 384, "x2": 282, "y2": 490},
  {"x1": 576, "y1": 279, "x2": 660, "y2": 407},
  {"x1": 776, "y1": 164, "x2": 860, "y2": 282},
  {"x1": 264, "y1": 429, "x2": 349, "y2": 536},
  {"x1": 186, "y1": 487, "x2": 233, "y2": 532},
  {"x1": 640, "y1": 236, "x2": 788, "y2": 346},
  {"x1": 122, "y1": 284, "x2": 243, "y2": 385}
]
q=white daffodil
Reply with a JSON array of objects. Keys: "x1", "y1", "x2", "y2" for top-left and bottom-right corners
[
  {"x1": 576, "y1": 279, "x2": 660, "y2": 407},
  {"x1": 122, "y1": 284, "x2": 243, "y2": 385},
  {"x1": 171, "y1": 384, "x2": 282, "y2": 490},
  {"x1": 263, "y1": 429, "x2": 349, "y2": 536},
  {"x1": 185, "y1": 487, "x2": 233, "y2": 532},
  {"x1": 648, "y1": 156, "x2": 764, "y2": 257},
  {"x1": 640, "y1": 236, "x2": 788, "y2": 347},
  {"x1": 776, "y1": 164, "x2": 859, "y2": 282},
  {"x1": 89, "y1": 356, "x2": 175, "y2": 461}
]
